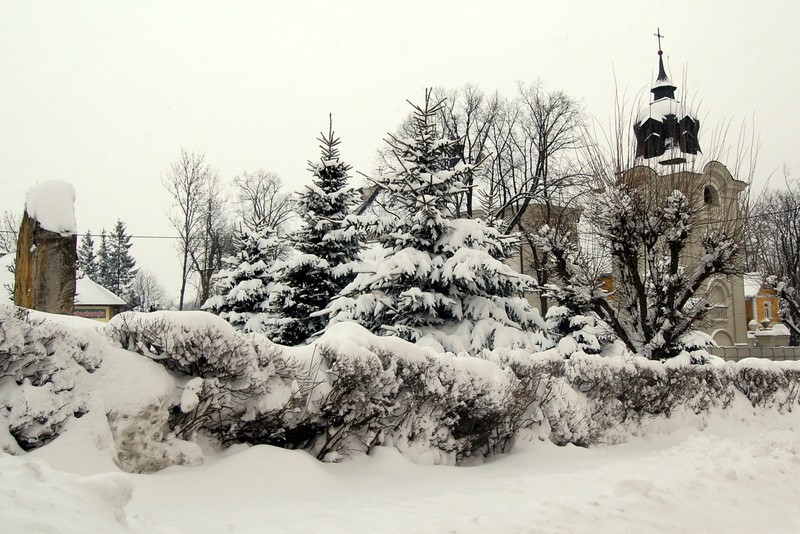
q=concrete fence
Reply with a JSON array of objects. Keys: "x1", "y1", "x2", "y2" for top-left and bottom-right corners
[{"x1": 710, "y1": 345, "x2": 800, "y2": 362}]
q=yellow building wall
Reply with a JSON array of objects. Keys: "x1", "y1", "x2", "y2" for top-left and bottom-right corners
[{"x1": 744, "y1": 282, "x2": 779, "y2": 326}]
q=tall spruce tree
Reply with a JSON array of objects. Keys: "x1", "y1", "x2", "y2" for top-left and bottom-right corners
[
  {"x1": 263, "y1": 118, "x2": 363, "y2": 345},
  {"x1": 106, "y1": 220, "x2": 137, "y2": 298},
  {"x1": 202, "y1": 225, "x2": 283, "y2": 332},
  {"x1": 77, "y1": 231, "x2": 98, "y2": 279},
  {"x1": 96, "y1": 230, "x2": 113, "y2": 289},
  {"x1": 326, "y1": 91, "x2": 549, "y2": 354}
]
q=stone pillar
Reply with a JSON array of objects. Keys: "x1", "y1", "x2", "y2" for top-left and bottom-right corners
[{"x1": 13, "y1": 183, "x2": 77, "y2": 315}]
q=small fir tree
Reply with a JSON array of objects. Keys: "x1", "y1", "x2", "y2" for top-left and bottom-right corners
[
  {"x1": 263, "y1": 118, "x2": 363, "y2": 345},
  {"x1": 202, "y1": 225, "x2": 283, "y2": 332},
  {"x1": 77, "y1": 231, "x2": 98, "y2": 279},
  {"x1": 326, "y1": 91, "x2": 549, "y2": 354}
]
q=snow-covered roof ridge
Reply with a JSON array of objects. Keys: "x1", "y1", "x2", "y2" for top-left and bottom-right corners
[
  {"x1": 24, "y1": 180, "x2": 77, "y2": 236},
  {"x1": 75, "y1": 276, "x2": 127, "y2": 306},
  {"x1": 637, "y1": 96, "x2": 696, "y2": 124},
  {"x1": 743, "y1": 272, "x2": 772, "y2": 298}
]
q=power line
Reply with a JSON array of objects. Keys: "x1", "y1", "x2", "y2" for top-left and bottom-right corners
[{"x1": 0, "y1": 229, "x2": 182, "y2": 240}]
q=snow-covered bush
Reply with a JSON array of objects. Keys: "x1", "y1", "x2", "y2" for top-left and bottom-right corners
[
  {"x1": 734, "y1": 359, "x2": 800, "y2": 411},
  {"x1": 663, "y1": 356, "x2": 736, "y2": 414},
  {"x1": 386, "y1": 351, "x2": 520, "y2": 461},
  {"x1": 311, "y1": 324, "x2": 522, "y2": 463},
  {"x1": 106, "y1": 311, "x2": 303, "y2": 444},
  {"x1": 305, "y1": 345, "x2": 397, "y2": 461},
  {"x1": 0, "y1": 304, "x2": 102, "y2": 451}
]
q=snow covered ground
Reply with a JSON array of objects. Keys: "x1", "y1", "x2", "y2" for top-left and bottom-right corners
[
  {"x1": 3, "y1": 406, "x2": 799, "y2": 533},
  {"x1": 2, "y1": 305, "x2": 800, "y2": 532}
]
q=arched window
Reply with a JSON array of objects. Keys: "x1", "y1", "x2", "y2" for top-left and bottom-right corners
[{"x1": 703, "y1": 185, "x2": 719, "y2": 206}]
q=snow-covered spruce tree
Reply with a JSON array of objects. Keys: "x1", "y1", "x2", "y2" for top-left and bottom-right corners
[
  {"x1": 107, "y1": 220, "x2": 137, "y2": 299},
  {"x1": 326, "y1": 91, "x2": 549, "y2": 354},
  {"x1": 544, "y1": 304, "x2": 608, "y2": 358},
  {"x1": 95, "y1": 229, "x2": 112, "y2": 289},
  {"x1": 537, "y1": 184, "x2": 739, "y2": 360},
  {"x1": 262, "y1": 119, "x2": 363, "y2": 345},
  {"x1": 77, "y1": 231, "x2": 98, "y2": 279},
  {"x1": 202, "y1": 225, "x2": 283, "y2": 332}
]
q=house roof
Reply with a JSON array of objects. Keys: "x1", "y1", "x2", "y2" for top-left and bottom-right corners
[
  {"x1": 75, "y1": 276, "x2": 127, "y2": 306},
  {"x1": 744, "y1": 272, "x2": 764, "y2": 299}
]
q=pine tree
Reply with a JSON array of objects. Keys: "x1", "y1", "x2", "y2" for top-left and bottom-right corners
[
  {"x1": 106, "y1": 220, "x2": 137, "y2": 299},
  {"x1": 326, "y1": 91, "x2": 549, "y2": 354},
  {"x1": 263, "y1": 118, "x2": 363, "y2": 345},
  {"x1": 77, "y1": 231, "x2": 98, "y2": 279},
  {"x1": 202, "y1": 225, "x2": 283, "y2": 332},
  {"x1": 96, "y1": 229, "x2": 112, "y2": 289}
]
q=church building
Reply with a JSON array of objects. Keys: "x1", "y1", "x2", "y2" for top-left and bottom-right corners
[{"x1": 622, "y1": 35, "x2": 749, "y2": 346}]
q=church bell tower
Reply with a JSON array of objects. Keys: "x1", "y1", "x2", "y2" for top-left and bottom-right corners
[{"x1": 633, "y1": 29, "x2": 701, "y2": 166}]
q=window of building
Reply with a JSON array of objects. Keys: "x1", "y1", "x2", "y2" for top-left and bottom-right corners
[
  {"x1": 763, "y1": 301, "x2": 772, "y2": 320},
  {"x1": 703, "y1": 185, "x2": 719, "y2": 206},
  {"x1": 707, "y1": 306, "x2": 728, "y2": 322}
]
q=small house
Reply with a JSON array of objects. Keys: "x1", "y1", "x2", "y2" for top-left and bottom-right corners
[
  {"x1": 73, "y1": 276, "x2": 127, "y2": 322},
  {"x1": 744, "y1": 273, "x2": 780, "y2": 328}
]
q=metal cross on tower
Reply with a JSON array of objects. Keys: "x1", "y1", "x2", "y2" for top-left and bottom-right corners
[{"x1": 654, "y1": 28, "x2": 665, "y2": 53}]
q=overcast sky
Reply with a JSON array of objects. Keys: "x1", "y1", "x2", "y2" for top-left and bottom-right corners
[{"x1": 2, "y1": 1, "x2": 798, "y2": 303}]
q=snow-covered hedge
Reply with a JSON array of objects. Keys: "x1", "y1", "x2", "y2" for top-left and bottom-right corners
[
  {"x1": 5, "y1": 307, "x2": 800, "y2": 469},
  {"x1": 0, "y1": 305, "x2": 102, "y2": 451},
  {"x1": 307, "y1": 326, "x2": 800, "y2": 461},
  {"x1": 106, "y1": 311, "x2": 305, "y2": 445},
  {"x1": 105, "y1": 313, "x2": 800, "y2": 464}
]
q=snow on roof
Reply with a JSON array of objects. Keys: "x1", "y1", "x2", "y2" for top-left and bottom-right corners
[
  {"x1": 25, "y1": 180, "x2": 77, "y2": 236},
  {"x1": 744, "y1": 273, "x2": 764, "y2": 298},
  {"x1": 637, "y1": 97, "x2": 696, "y2": 124},
  {"x1": 752, "y1": 323, "x2": 790, "y2": 336},
  {"x1": 75, "y1": 277, "x2": 127, "y2": 306}
]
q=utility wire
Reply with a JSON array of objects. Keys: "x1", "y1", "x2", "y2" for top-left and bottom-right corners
[{"x1": 0, "y1": 230, "x2": 182, "y2": 239}]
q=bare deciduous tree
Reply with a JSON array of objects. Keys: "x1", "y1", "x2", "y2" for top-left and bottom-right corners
[
  {"x1": 0, "y1": 209, "x2": 20, "y2": 254},
  {"x1": 163, "y1": 149, "x2": 216, "y2": 310},
  {"x1": 499, "y1": 81, "x2": 586, "y2": 231},
  {"x1": 232, "y1": 170, "x2": 294, "y2": 233},
  {"x1": 536, "y1": 85, "x2": 757, "y2": 358},
  {"x1": 432, "y1": 85, "x2": 500, "y2": 217},
  {"x1": 130, "y1": 269, "x2": 170, "y2": 311},
  {"x1": 189, "y1": 171, "x2": 232, "y2": 306},
  {"x1": 749, "y1": 170, "x2": 800, "y2": 344},
  {"x1": 538, "y1": 178, "x2": 742, "y2": 360}
]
